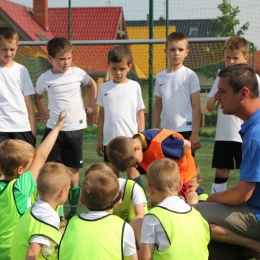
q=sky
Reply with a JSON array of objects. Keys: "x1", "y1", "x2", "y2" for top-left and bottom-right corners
[{"x1": 9, "y1": 0, "x2": 260, "y2": 47}]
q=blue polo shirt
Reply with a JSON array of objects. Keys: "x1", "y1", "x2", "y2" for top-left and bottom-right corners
[{"x1": 239, "y1": 109, "x2": 260, "y2": 219}]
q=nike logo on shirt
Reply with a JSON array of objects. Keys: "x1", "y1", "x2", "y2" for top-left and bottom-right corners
[{"x1": 104, "y1": 93, "x2": 110, "y2": 96}]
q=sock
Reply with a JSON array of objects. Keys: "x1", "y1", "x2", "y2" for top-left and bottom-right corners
[
  {"x1": 68, "y1": 185, "x2": 80, "y2": 214},
  {"x1": 211, "y1": 178, "x2": 228, "y2": 194},
  {"x1": 58, "y1": 205, "x2": 64, "y2": 217},
  {"x1": 133, "y1": 176, "x2": 144, "y2": 189}
]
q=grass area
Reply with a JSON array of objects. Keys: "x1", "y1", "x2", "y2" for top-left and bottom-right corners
[{"x1": 43, "y1": 138, "x2": 238, "y2": 215}]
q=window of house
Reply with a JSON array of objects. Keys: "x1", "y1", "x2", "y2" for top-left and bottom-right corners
[{"x1": 189, "y1": 27, "x2": 198, "y2": 36}]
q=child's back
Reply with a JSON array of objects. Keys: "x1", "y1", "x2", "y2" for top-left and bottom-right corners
[{"x1": 59, "y1": 170, "x2": 137, "y2": 260}]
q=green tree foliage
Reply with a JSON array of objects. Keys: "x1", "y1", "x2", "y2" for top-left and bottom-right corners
[{"x1": 207, "y1": 0, "x2": 250, "y2": 37}]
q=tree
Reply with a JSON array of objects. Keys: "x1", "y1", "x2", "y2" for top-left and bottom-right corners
[{"x1": 207, "y1": 0, "x2": 250, "y2": 37}]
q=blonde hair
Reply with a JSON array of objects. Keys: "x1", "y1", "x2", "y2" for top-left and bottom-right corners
[
  {"x1": 106, "y1": 136, "x2": 135, "y2": 171},
  {"x1": 37, "y1": 162, "x2": 71, "y2": 200},
  {"x1": 0, "y1": 140, "x2": 35, "y2": 177},
  {"x1": 224, "y1": 36, "x2": 249, "y2": 56},
  {"x1": 81, "y1": 170, "x2": 119, "y2": 210},
  {"x1": 47, "y1": 37, "x2": 73, "y2": 58},
  {"x1": 84, "y1": 162, "x2": 114, "y2": 177},
  {"x1": 0, "y1": 26, "x2": 19, "y2": 43},
  {"x1": 147, "y1": 158, "x2": 180, "y2": 193}
]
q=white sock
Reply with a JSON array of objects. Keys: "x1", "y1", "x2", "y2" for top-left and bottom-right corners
[{"x1": 211, "y1": 182, "x2": 227, "y2": 194}]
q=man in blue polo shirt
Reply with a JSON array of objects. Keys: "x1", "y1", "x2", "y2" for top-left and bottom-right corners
[{"x1": 195, "y1": 63, "x2": 260, "y2": 259}]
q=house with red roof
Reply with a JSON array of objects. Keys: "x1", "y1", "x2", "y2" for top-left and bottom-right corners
[{"x1": 0, "y1": 0, "x2": 127, "y2": 78}]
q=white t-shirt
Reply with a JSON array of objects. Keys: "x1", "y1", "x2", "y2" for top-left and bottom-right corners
[
  {"x1": 208, "y1": 74, "x2": 260, "y2": 142},
  {"x1": 154, "y1": 66, "x2": 200, "y2": 132},
  {"x1": 35, "y1": 67, "x2": 90, "y2": 131},
  {"x1": 30, "y1": 200, "x2": 60, "y2": 257},
  {"x1": 118, "y1": 178, "x2": 147, "y2": 206},
  {"x1": 96, "y1": 79, "x2": 145, "y2": 145},
  {"x1": 80, "y1": 211, "x2": 136, "y2": 256},
  {"x1": 0, "y1": 62, "x2": 35, "y2": 132},
  {"x1": 140, "y1": 196, "x2": 191, "y2": 252}
]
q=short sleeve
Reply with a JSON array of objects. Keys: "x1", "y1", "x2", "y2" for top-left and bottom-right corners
[
  {"x1": 188, "y1": 71, "x2": 201, "y2": 94},
  {"x1": 21, "y1": 67, "x2": 35, "y2": 96},
  {"x1": 132, "y1": 184, "x2": 147, "y2": 206},
  {"x1": 208, "y1": 77, "x2": 219, "y2": 98},
  {"x1": 35, "y1": 74, "x2": 46, "y2": 95},
  {"x1": 135, "y1": 82, "x2": 145, "y2": 111},
  {"x1": 96, "y1": 84, "x2": 104, "y2": 107},
  {"x1": 123, "y1": 223, "x2": 137, "y2": 256}
]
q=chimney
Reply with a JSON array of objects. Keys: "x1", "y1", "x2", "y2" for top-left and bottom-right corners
[{"x1": 33, "y1": 0, "x2": 49, "y2": 31}]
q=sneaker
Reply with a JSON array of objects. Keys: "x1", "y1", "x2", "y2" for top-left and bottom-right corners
[{"x1": 60, "y1": 217, "x2": 67, "y2": 228}]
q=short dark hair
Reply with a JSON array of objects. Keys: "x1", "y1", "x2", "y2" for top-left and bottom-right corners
[
  {"x1": 218, "y1": 64, "x2": 258, "y2": 98},
  {"x1": 108, "y1": 45, "x2": 132, "y2": 64},
  {"x1": 224, "y1": 36, "x2": 249, "y2": 56},
  {"x1": 47, "y1": 37, "x2": 73, "y2": 58},
  {"x1": 0, "y1": 26, "x2": 19, "y2": 42},
  {"x1": 166, "y1": 32, "x2": 188, "y2": 48}
]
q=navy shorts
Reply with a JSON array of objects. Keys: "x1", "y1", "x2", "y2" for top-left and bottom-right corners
[
  {"x1": 178, "y1": 131, "x2": 195, "y2": 157},
  {"x1": 0, "y1": 131, "x2": 36, "y2": 147},
  {"x1": 42, "y1": 128, "x2": 83, "y2": 169},
  {"x1": 212, "y1": 141, "x2": 242, "y2": 170}
]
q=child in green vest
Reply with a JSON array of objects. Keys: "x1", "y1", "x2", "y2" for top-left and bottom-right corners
[
  {"x1": 139, "y1": 158, "x2": 210, "y2": 260},
  {"x1": 11, "y1": 162, "x2": 71, "y2": 260},
  {"x1": 0, "y1": 110, "x2": 66, "y2": 260},
  {"x1": 58, "y1": 169, "x2": 138, "y2": 260},
  {"x1": 84, "y1": 162, "x2": 148, "y2": 223}
]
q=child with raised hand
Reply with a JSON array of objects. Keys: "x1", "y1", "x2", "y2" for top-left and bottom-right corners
[
  {"x1": 0, "y1": 110, "x2": 66, "y2": 260},
  {"x1": 139, "y1": 158, "x2": 210, "y2": 260},
  {"x1": 11, "y1": 162, "x2": 71, "y2": 260},
  {"x1": 58, "y1": 169, "x2": 137, "y2": 260},
  {"x1": 152, "y1": 32, "x2": 201, "y2": 154},
  {"x1": 206, "y1": 36, "x2": 260, "y2": 193},
  {"x1": 107, "y1": 128, "x2": 196, "y2": 201},
  {"x1": 35, "y1": 37, "x2": 97, "y2": 219},
  {"x1": 0, "y1": 26, "x2": 36, "y2": 146},
  {"x1": 96, "y1": 45, "x2": 145, "y2": 187},
  {"x1": 84, "y1": 162, "x2": 148, "y2": 223}
]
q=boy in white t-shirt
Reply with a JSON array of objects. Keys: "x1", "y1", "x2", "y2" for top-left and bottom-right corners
[
  {"x1": 96, "y1": 45, "x2": 145, "y2": 187},
  {"x1": 34, "y1": 37, "x2": 97, "y2": 218},
  {"x1": 0, "y1": 27, "x2": 36, "y2": 146},
  {"x1": 11, "y1": 162, "x2": 71, "y2": 260},
  {"x1": 58, "y1": 169, "x2": 137, "y2": 260},
  {"x1": 206, "y1": 36, "x2": 260, "y2": 193},
  {"x1": 84, "y1": 162, "x2": 148, "y2": 223},
  {"x1": 139, "y1": 158, "x2": 210, "y2": 260},
  {"x1": 152, "y1": 32, "x2": 201, "y2": 155}
]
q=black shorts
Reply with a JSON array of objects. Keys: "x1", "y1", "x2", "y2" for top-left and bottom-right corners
[
  {"x1": 0, "y1": 131, "x2": 36, "y2": 147},
  {"x1": 212, "y1": 141, "x2": 242, "y2": 170},
  {"x1": 103, "y1": 146, "x2": 109, "y2": 162},
  {"x1": 42, "y1": 128, "x2": 83, "y2": 169}
]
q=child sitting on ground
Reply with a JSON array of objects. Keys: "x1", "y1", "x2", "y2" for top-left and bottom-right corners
[
  {"x1": 186, "y1": 162, "x2": 208, "y2": 204},
  {"x1": 139, "y1": 158, "x2": 210, "y2": 260},
  {"x1": 85, "y1": 162, "x2": 148, "y2": 223},
  {"x1": 107, "y1": 128, "x2": 196, "y2": 201},
  {"x1": 11, "y1": 162, "x2": 71, "y2": 260},
  {"x1": 0, "y1": 110, "x2": 66, "y2": 260},
  {"x1": 58, "y1": 169, "x2": 137, "y2": 259}
]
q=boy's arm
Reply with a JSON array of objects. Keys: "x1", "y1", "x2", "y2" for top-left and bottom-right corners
[
  {"x1": 96, "y1": 106, "x2": 104, "y2": 156},
  {"x1": 24, "y1": 95, "x2": 36, "y2": 136},
  {"x1": 85, "y1": 78, "x2": 97, "y2": 115},
  {"x1": 180, "y1": 139, "x2": 191, "y2": 159},
  {"x1": 190, "y1": 91, "x2": 201, "y2": 152},
  {"x1": 152, "y1": 96, "x2": 162, "y2": 128},
  {"x1": 34, "y1": 93, "x2": 48, "y2": 124},
  {"x1": 25, "y1": 243, "x2": 42, "y2": 260},
  {"x1": 206, "y1": 94, "x2": 218, "y2": 112},
  {"x1": 139, "y1": 243, "x2": 154, "y2": 260},
  {"x1": 29, "y1": 110, "x2": 66, "y2": 181},
  {"x1": 133, "y1": 203, "x2": 146, "y2": 220},
  {"x1": 136, "y1": 109, "x2": 145, "y2": 132}
]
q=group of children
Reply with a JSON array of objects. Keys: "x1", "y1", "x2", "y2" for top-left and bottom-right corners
[{"x1": 0, "y1": 24, "x2": 256, "y2": 259}]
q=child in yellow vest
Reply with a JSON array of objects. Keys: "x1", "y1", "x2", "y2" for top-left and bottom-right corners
[
  {"x1": 84, "y1": 162, "x2": 148, "y2": 223},
  {"x1": 11, "y1": 162, "x2": 71, "y2": 260},
  {"x1": 0, "y1": 110, "x2": 66, "y2": 260},
  {"x1": 139, "y1": 158, "x2": 210, "y2": 260},
  {"x1": 58, "y1": 169, "x2": 138, "y2": 260}
]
